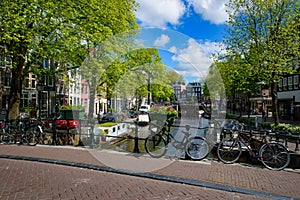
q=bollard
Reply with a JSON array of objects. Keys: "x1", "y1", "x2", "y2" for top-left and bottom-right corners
[{"x1": 133, "y1": 123, "x2": 140, "y2": 153}]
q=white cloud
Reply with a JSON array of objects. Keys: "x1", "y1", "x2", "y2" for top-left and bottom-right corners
[
  {"x1": 188, "y1": 0, "x2": 229, "y2": 24},
  {"x1": 169, "y1": 46, "x2": 177, "y2": 54},
  {"x1": 154, "y1": 34, "x2": 170, "y2": 47},
  {"x1": 136, "y1": 0, "x2": 186, "y2": 28},
  {"x1": 199, "y1": 40, "x2": 225, "y2": 56},
  {"x1": 171, "y1": 39, "x2": 222, "y2": 80}
]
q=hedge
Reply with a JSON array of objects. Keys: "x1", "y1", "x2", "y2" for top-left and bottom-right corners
[{"x1": 225, "y1": 113, "x2": 300, "y2": 135}]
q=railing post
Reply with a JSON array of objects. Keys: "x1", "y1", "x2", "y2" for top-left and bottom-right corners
[
  {"x1": 77, "y1": 119, "x2": 84, "y2": 146},
  {"x1": 52, "y1": 117, "x2": 57, "y2": 145},
  {"x1": 295, "y1": 132, "x2": 299, "y2": 152},
  {"x1": 89, "y1": 119, "x2": 95, "y2": 149},
  {"x1": 284, "y1": 132, "x2": 289, "y2": 149}
]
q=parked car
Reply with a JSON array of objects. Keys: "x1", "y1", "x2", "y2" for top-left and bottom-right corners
[
  {"x1": 139, "y1": 105, "x2": 150, "y2": 113},
  {"x1": 45, "y1": 112, "x2": 79, "y2": 130},
  {"x1": 128, "y1": 110, "x2": 138, "y2": 118},
  {"x1": 98, "y1": 113, "x2": 117, "y2": 123},
  {"x1": 56, "y1": 119, "x2": 79, "y2": 130}
]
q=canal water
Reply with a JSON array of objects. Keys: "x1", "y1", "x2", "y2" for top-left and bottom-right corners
[{"x1": 100, "y1": 117, "x2": 221, "y2": 159}]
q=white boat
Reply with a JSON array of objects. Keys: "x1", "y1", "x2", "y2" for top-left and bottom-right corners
[{"x1": 94, "y1": 123, "x2": 129, "y2": 142}]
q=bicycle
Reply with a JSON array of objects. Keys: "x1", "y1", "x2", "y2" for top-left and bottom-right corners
[
  {"x1": 144, "y1": 117, "x2": 211, "y2": 160},
  {"x1": 217, "y1": 123, "x2": 290, "y2": 170},
  {"x1": 0, "y1": 120, "x2": 17, "y2": 144},
  {"x1": 24, "y1": 118, "x2": 44, "y2": 146},
  {"x1": 14, "y1": 117, "x2": 33, "y2": 145}
]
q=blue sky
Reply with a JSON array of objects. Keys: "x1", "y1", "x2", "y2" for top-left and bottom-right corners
[{"x1": 135, "y1": 0, "x2": 229, "y2": 82}]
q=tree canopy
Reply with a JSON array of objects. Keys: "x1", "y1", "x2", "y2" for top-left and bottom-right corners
[
  {"x1": 222, "y1": 0, "x2": 300, "y2": 124},
  {"x1": 0, "y1": 0, "x2": 138, "y2": 118},
  {"x1": 109, "y1": 48, "x2": 184, "y2": 108}
]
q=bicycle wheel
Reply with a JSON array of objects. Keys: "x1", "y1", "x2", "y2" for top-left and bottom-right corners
[
  {"x1": 0, "y1": 132, "x2": 15, "y2": 144},
  {"x1": 27, "y1": 135, "x2": 38, "y2": 146},
  {"x1": 217, "y1": 138, "x2": 242, "y2": 164},
  {"x1": 185, "y1": 136, "x2": 210, "y2": 160},
  {"x1": 26, "y1": 128, "x2": 39, "y2": 146},
  {"x1": 259, "y1": 142, "x2": 290, "y2": 170},
  {"x1": 145, "y1": 133, "x2": 167, "y2": 158}
]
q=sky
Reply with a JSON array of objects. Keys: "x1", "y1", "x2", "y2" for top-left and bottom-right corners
[{"x1": 134, "y1": 0, "x2": 229, "y2": 83}]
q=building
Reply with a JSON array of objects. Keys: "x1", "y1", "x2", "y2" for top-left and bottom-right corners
[
  {"x1": 172, "y1": 82, "x2": 186, "y2": 101},
  {"x1": 277, "y1": 68, "x2": 300, "y2": 121},
  {"x1": 0, "y1": 54, "x2": 12, "y2": 110},
  {"x1": 0, "y1": 54, "x2": 92, "y2": 118},
  {"x1": 172, "y1": 82, "x2": 202, "y2": 103},
  {"x1": 68, "y1": 69, "x2": 89, "y2": 114},
  {"x1": 249, "y1": 84, "x2": 272, "y2": 115},
  {"x1": 186, "y1": 82, "x2": 202, "y2": 102}
]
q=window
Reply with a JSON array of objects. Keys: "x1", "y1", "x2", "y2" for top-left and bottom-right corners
[
  {"x1": 294, "y1": 75, "x2": 299, "y2": 89},
  {"x1": 70, "y1": 85, "x2": 73, "y2": 94},
  {"x1": 46, "y1": 75, "x2": 54, "y2": 86},
  {"x1": 21, "y1": 93, "x2": 29, "y2": 108},
  {"x1": 283, "y1": 78, "x2": 287, "y2": 90},
  {"x1": 44, "y1": 59, "x2": 49, "y2": 69},
  {"x1": 31, "y1": 74, "x2": 36, "y2": 88},
  {"x1": 288, "y1": 76, "x2": 293, "y2": 90},
  {"x1": 24, "y1": 76, "x2": 29, "y2": 88},
  {"x1": 4, "y1": 72, "x2": 11, "y2": 86},
  {"x1": 278, "y1": 79, "x2": 282, "y2": 91}
]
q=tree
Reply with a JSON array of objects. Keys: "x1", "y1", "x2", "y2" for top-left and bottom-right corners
[
  {"x1": 0, "y1": 0, "x2": 138, "y2": 119},
  {"x1": 80, "y1": 30, "x2": 139, "y2": 118},
  {"x1": 110, "y1": 48, "x2": 184, "y2": 108},
  {"x1": 203, "y1": 63, "x2": 227, "y2": 118},
  {"x1": 224, "y1": 0, "x2": 300, "y2": 124}
]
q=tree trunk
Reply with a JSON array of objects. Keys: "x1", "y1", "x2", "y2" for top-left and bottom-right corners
[
  {"x1": 88, "y1": 86, "x2": 96, "y2": 119},
  {"x1": 8, "y1": 56, "x2": 25, "y2": 119},
  {"x1": 271, "y1": 79, "x2": 279, "y2": 125}
]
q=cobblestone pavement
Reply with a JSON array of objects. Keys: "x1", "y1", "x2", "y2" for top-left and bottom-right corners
[
  {"x1": 0, "y1": 144, "x2": 299, "y2": 200},
  {"x1": 0, "y1": 159, "x2": 271, "y2": 200}
]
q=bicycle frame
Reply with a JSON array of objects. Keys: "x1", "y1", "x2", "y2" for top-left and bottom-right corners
[
  {"x1": 235, "y1": 131, "x2": 267, "y2": 157},
  {"x1": 146, "y1": 118, "x2": 211, "y2": 160},
  {"x1": 160, "y1": 127, "x2": 190, "y2": 151},
  {"x1": 217, "y1": 123, "x2": 290, "y2": 170}
]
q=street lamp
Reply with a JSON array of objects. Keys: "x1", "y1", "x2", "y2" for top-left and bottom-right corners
[{"x1": 142, "y1": 70, "x2": 152, "y2": 105}]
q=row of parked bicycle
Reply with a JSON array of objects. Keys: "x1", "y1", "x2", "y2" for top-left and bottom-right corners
[
  {"x1": 144, "y1": 117, "x2": 291, "y2": 171},
  {"x1": 0, "y1": 115, "x2": 291, "y2": 171},
  {"x1": 0, "y1": 117, "x2": 44, "y2": 146}
]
